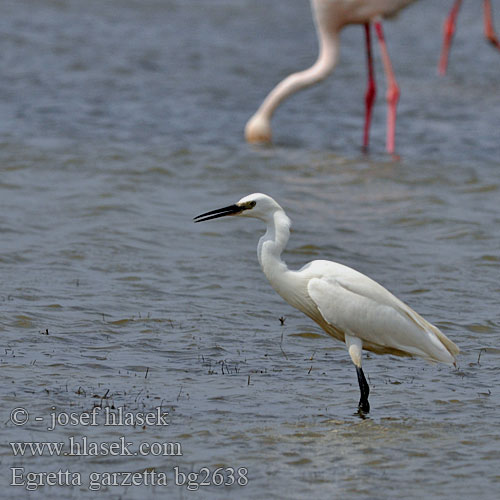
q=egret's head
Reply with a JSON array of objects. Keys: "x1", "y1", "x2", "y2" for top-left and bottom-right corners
[{"x1": 194, "y1": 193, "x2": 282, "y2": 223}]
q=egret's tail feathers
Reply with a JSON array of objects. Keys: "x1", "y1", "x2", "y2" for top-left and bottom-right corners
[
  {"x1": 401, "y1": 306, "x2": 459, "y2": 365},
  {"x1": 432, "y1": 327, "x2": 460, "y2": 362}
]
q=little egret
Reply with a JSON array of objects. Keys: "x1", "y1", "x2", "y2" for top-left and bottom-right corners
[
  {"x1": 245, "y1": 0, "x2": 418, "y2": 154},
  {"x1": 194, "y1": 193, "x2": 459, "y2": 413}
]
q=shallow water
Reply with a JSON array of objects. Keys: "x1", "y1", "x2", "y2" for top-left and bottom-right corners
[{"x1": 1, "y1": 0, "x2": 500, "y2": 498}]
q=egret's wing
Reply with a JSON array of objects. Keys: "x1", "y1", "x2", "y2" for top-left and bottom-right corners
[{"x1": 307, "y1": 267, "x2": 458, "y2": 363}]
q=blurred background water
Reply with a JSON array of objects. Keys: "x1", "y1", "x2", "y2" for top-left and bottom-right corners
[{"x1": 0, "y1": 0, "x2": 499, "y2": 498}]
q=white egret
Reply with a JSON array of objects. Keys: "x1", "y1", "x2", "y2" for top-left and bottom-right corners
[{"x1": 194, "y1": 193, "x2": 459, "y2": 413}]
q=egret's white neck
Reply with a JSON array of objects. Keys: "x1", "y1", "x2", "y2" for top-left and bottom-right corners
[{"x1": 257, "y1": 210, "x2": 291, "y2": 285}]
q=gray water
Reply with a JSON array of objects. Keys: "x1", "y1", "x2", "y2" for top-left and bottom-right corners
[{"x1": 1, "y1": 0, "x2": 500, "y2": 498}]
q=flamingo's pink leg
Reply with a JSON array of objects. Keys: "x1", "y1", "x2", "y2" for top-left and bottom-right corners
[
  {"x1": 483, "y1": 0, "x2": 500, "y2": 50},
  {"x1": 374, "y1": 21, "x2": 399, "y2": 155},
  {"x1": 363, "y1": 23, "x2": 376, "y2": 152},
  {"x1": 439, "y1": 0, "x2": 462, "y2": 76}
]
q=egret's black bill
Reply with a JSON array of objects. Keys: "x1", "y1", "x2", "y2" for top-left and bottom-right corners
[{"x1": 193, "y1": 204, "x2": 242, "y2": 223}]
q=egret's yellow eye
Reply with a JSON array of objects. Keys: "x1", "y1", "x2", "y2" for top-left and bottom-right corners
[{"x1": 239, "y1": 200, "x2": 256, "y2": 210}]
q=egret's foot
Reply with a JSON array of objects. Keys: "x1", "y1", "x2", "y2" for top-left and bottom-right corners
[
  {"x1": 358, "y1": 398, "x2": 370, "y2": 414},
  {"x1": 356, "y1": 366, "x2": 370, "y2": 414}
]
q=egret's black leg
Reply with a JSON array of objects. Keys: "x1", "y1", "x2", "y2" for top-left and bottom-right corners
[{"x1": 356, "y1": 366, "x2": 370, "y2": 414}]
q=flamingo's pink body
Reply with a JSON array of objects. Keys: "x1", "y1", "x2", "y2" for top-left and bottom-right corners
[
  {"x1": 245, "y1": 0, "x2": 417, "y2": 154},
  {"x1": 439, "y1": 0, "x2": 500, "y2": 76}
]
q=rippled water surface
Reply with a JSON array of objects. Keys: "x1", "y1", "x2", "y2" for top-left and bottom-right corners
[{"x1": 1, "y1": 0, "x2": 500, "y2": 498}]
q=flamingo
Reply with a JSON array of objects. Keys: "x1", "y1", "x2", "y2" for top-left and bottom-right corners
[
  {"x1": 244, "y1": 0, "x2": 418, "y2": 154},
  {"x1": 439, "y1": 0, "x2": 500, "y2": 75}
]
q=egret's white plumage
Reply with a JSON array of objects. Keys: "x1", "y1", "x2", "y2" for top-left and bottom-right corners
[{"x1": 194, "y1": 193, "x2": 459, "y2": 412}]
